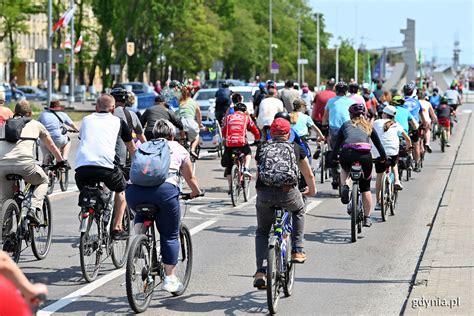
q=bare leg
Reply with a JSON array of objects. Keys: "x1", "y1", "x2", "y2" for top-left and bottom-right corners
[
  {"x1": 362, "y1": 191, "x2": 372, "y2": 216},
  {"x1": 340, "y1": 169, "x2": 349, "y2": 186},
  {"x1": 375, "y1": 173, "x2": 383, "y2": 204},
  {"x1": 164, "y1": 264, "x2": 177, "y2": 276},
  {"x1": 191, "y1": 136, "x2": 199, "y2": 153},
  {"x1": 393, "y1": 164, "x2": 401, "y2": 184},
  {"x1": 413, "y1": 140, "x2": 420, "y2": 162},
  {"x1": 226, "y1": 175, "x2": 232, "y2": 192},
  {"x1": 113, "y1": 191, "x2": 126, "y2": 231},
  {"x1": 61, "y1": 142, "x2": 71, "y2": 160},
  {"x1": 244, "y1": 154, "x2": 251, "y2": 169}
]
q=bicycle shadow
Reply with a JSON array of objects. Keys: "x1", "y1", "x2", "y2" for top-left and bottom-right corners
[
  {"x1": 205, "y1": 225, "x2": 256, "y2": 237},
  {"x1": 305, "y1": 228, "x2": 363, "y2": 244}
]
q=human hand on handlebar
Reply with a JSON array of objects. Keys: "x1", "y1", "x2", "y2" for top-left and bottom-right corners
[{"x1": 25, "y1": 283, "x2": 48, "y2": 308}]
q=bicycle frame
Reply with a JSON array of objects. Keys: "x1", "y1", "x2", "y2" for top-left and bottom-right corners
[{"x1": 268, "y1": 208, "x2": 292, "y2": 272}]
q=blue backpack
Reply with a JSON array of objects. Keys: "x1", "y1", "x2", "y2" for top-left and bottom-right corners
[{"x1": 130, "y1": 139, "x2": 171, "y2": 187}]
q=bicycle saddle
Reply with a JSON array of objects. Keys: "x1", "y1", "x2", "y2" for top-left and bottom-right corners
[
  {"x1": 6, "y1": 174, "x2": 23, "y2": 181},
  {"x1": 135, "y1": 204, "x2": 159, "y2": 214}
]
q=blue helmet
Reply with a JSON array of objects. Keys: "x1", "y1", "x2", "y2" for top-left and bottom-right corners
[{"x1": 258, "y1": 82, "x2": 266, "y2": 90}]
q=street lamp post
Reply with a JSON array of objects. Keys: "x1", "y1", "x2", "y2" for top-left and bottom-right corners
[
  {"x1": 316, "y1": 13, "x2": 320, "y2": 90},
  {"x1": 47, "y1": 0, "x2": 52, "y2": 105},
  {"x1": 269, "y1": 0, "x2": 272, "y2": 76},
  {"x1": 69, "y1": 0, "x2": 75, "y2": 105},
  {"x1": 297, "y1": 15, "x2": 301, "y2": 84},
  {"x1": 335, "y1": 44, "x2": 339, "y2": 83}
]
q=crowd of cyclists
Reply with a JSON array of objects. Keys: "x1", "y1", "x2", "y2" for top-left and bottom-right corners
[{"x1": 0, "y1": 73, "x2": 464, "y2": 312}]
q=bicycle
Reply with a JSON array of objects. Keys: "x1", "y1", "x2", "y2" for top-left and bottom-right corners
[
  {"x1": 125, "y1": 192, "x2": 202, "y2": 313},
  {"x1": 229, "y1": 147, "x2": 252, "y2": 207},
  {"x1": 1, "y1": 174, "x2": 52, "y2": 263},
  {"x1": 78, "y1": 182, "x2": 131, "y2": 282},
  {"x1": 397, "y1": 139, "x2": 413, "y2": 182},
  {"x1": 378, "y1": 158, "x2": 397, "y2": 222},
  {"x1": 438, "y1": 118, "x2": 450, "y2": 153},
  {"x1": 266, "y1": 206, "x2": 295, "y2": 314},
  {"x1": 316, "y1": 141, "x2": 329, "y2": 184},
  {"x1": 418, "y1": 126, "x2": 426, "y2": 169},
  {"x1": 347, "y1": 162, "x2": 364, "y2": 243},
  {"x1": 180, "y1": 133, "x2": 201, "y2": 174}
]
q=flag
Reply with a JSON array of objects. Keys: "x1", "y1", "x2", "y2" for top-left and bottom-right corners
[
  {"x1": 53, "y1": 7, "x2": 76, "y2": 32},
  {"x1": 418, "y1": 49, "x2": 424, "y2": 89},
  {"x1": 63, "y1": 35, "x2": 72, "y2": 49},
  {"x1": 364, "y1": 54, "x2": 371, "y2": 84},
  {"x1": 74, "y1": 35, "x2": 83, "y2": 53}
]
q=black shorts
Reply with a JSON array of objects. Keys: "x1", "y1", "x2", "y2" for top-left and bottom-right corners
[
  {"x1": 409, "y1": 129, "x2": 420, "y2": 142},
  {"x1": 339, "y1": 149, "x2": 373, "y2": 193},
  {"x1": 222, "y1": 145, "x2": 251, "y2": 176},
  {"x1": 75, "y1": 166, "x2": 127, "y2": 192},
  {"x1": 374, "y1": 155, "x2": 399, "y2": 173}
]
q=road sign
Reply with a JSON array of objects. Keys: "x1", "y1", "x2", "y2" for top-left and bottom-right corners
[
  {"x1": 212, "y1": 60, "x2": 224, "y2": 72},
  {"x1": 298, "y1": 58, "x2": 308, "y2": 65},
  {"x1": 270, "y1": 69, "x2": 279, "y2": 74},
  {"x1": 271, "y1": 61, "x2": 280, "y2": 70},
  {"x1": 110, "y1": 64, "x2": 121, "y2": 75},
  {"x1": 35, "y1": 49, "x2": 66, "y2": 64},
  {"x1": 126, "y1": 42, "x2": 135, "y2": 56}
]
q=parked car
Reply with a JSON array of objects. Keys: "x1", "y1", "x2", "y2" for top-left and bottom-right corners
[
  {"x1": 202, "y1": 79, "x2": 246, "y2": 89},
  {"x1": 124, "y1": 82, "x2": 156, "y2": 110},
  {"x1": 0, "y1": 83, "x2": 12, "y2": 103},
  {"x1": 17, "y1": 85, "x2": 62, "y2": 102},
  {"x1": 193, "y1": 88, "x2": 217, "y2": 121}
]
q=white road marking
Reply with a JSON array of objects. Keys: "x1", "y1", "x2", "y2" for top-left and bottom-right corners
[
  {"x1": 38, "y1": 218, "x2": 218, "y2": 315},
  {"x1": 49, "y1": 185, "x2": 79, "y2": 197},
  {"x1": 462, "y1": 109, "x2": 472, "y2": 114},
  {"x1": 305, "y1": 200, "x2": 323, "y2": 214}
]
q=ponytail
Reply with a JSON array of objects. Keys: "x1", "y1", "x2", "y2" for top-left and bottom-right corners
[{"x1": 383, "y1": 118, "x2": 396, "y2": 132}]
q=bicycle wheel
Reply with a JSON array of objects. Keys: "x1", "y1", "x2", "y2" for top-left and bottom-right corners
[
  {"x1": 126, "y1": 234, "x2": 154, "y2": 313},
  {"x1": 59, "y1": 167, "x2": 69, "y2": 192},
  {"x1": 111, "y1": 206, "x2": 131, "y2": 269},
  {"x1": 440, "y1": 129, "x2": 446, "y2": 152},
  {"x1": 380, "y1": 175, "x2": 387, "y2": 222},
  {"x1": 243, "y1": 171, "x2": 251, "y2": 202},
  {"x1": 350, "y1": 183, "x2": 358, "y2": 243},
  {"x1": 319, "y1": 150, "x2": 325, "y2": 184},
  {"x1": 173, "y1": 224, "x2": 193, "y2": 296},
  {"x1": 79, "y1": 215, "x2": 102, "y2": 282},
  {"x1": 266, "y1": 241, "x2": 281, "y2": 314},
  {"x1": 282, "y1": 235, "x2": 295, "y2": 297},
  {"x1": 230, "y1": 165, "x2": 241, "y2": 207},
  {"x1": 30, "y1": 196, "x2": 52, "y2": 260},
  {"x1": 390, "y1": 182, "x2": 397, "y2": 216},
  {"x1": 46, "y1": 169, "x2": 55, "y2": 195},
  {"x1": 1, "y1": 199, "x2": 22, "y2": 263}
]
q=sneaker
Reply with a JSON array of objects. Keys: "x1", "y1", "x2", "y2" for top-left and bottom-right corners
[
  {"x1": 63, "y1": 160, "x2": 71, "y2": 169},
  {"x1": 374, "y1": 203, "x2": 381, "y2": 211},
  {"x1": 111, "y1": 229, "x2": 129, "y2": 240},
  {"x1": 291, "y1": 251, "x2": 307, "y2": 263},
  {"x1": 243, "y1": 167, "x2": 252, "y2": 177},
  {"x1": 227, "y1": 190, "x2": 231, "y2": 196},
  {"x1": 162, "y1": 275, "x2": 184, "y2": 293},
  {"x1": 363, "y1": 216, "x2": 372, "y2": 227},
  {"x1": 413, "y1": 163, "x2": 421, "y2": 173},
  {"x1": 27, "y1": 208, "x2": 41, "y2": 226},
  {"x1": 394, "y1": 182, "x2": 403, "y2": 190},
  {"x1": 331, "y1": 181, "x2": 339, "y2": 190},
  {"x1": 340, "y1": 185, "x2": 350, "y2": 204},
  {"x1": 446, "y1": 142, "x2": 451, "y2": 147},
  {"x1": 253, "y1": 272, "x2": 266, "y2": 289},
  {"x1": 424, "y1": 144, "x2": 432, "y2": 153}
]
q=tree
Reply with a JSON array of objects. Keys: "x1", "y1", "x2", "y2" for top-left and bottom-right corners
[{"x1": 0, "y1": 0, "x2": 43, "y2": 77}]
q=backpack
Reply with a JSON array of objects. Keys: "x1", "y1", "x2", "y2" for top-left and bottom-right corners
[
  {"x1": 2, "y1": 116, "x2": 37, "y2": 143},
  {"x1": 257, "y1": 140, "x2": 299, "y2": 187},
  {"x1": 130, "y1": 139, "x2": 171, "y2": 187}
]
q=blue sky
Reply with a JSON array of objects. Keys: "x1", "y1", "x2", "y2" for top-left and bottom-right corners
[{"x1": 309, "y1": 0, "x2": 474, "y2": 65}]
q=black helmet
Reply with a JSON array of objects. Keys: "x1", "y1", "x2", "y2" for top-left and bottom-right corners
[
  {"x1": 155, "y1": 94, "x2": 165, "y2": 103},
  {"x1": 274, "y1": 111, "x2": 290, "y2": 123},
  {"x1": 169, "y1": 80, "x2": 181, "y2": 89},
  {"x1": 335, "y1": 81, "x2": 348, "y2": 94},
  {"x1": 221, "y1": 81, "x2": 229, "y2": 88},
  {"x1": 110, "y1": 87, "x2": 128, "y2": 103},
  {"x1": 266, "y1": 80, "x2": 277, "y2": 89},
  {"x1": 234, "y1": 102, "x2": 247, "y2": 112},
  {"x1": 440, "y1": 96, "x2": 449, "y2": 104},
  {"x1": 348, "y1": 83, "x2": 359, "y2": 94},
  {"x1": 403, "y1": 81, "x2": 417, "y2": 96},
  {"x1": 433, "y1": 87, "x2": 439, "y2": 93},
  {"x1": 348, "y1": 103, "x2": 366, "y2": 118}
]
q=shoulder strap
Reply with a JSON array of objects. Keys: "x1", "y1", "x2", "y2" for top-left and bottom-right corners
[
  {"x1": 123, "y1": 108, "x2": 133, "y2": 131},
  {"x1": 49, "y1": 110, "x2": 64, "y2": 124}
]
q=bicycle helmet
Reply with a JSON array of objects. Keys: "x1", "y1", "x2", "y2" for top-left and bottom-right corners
[
  {"x1": 234, "y1": 102, "x2": 247, "y2": 112},
  {"x1": 403, "y1": 81, "x2": 417, "y2": 96},
  {"x1": 266, "y1": 80, "x2": 277, "y2": 90},
  {"x1": 440, "y1": 96, "x2": 449, "y2": 104},
  {"x1": 348, "y1": 83, "x2": 359, "y2": 94},
  {"x1": 155, "y1": 94, "x2": 165, "y2": 103},
  {"x1": 383, "y1": 105, "x2": 397, "y2": 117},
  {"x1": 258, "y1": 82, "x2": 266, "y2": 90},
  {"x1": 348, "y1": 103, "x2": 366, "y2": 118},
  {"x1": 335, "y1": 81, "x2": 348, "y2": 94},
  {"x1": 110, "y1": 87, "x2": 128, "y2": 103},
  {"x1": 169, "y1": 80, "x2": 181, "y2": 89},
  {"x1": 221, "y1": 81, "x2": 230, "y2": 88},
  {"x1": 391, "y1": 95, "x2": 405, "y2": 106},
  {"x1": 274, "y1": 111, "x2": 291, "y2": 123}
]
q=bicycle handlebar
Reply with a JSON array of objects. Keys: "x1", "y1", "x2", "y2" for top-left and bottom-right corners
[{"x1": 181, "y1": 191, "x2": 205, "y2": 200}]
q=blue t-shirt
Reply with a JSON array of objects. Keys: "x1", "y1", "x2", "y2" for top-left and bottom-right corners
[
  {"x1": 394, "y1": 106, "x2": 414, "y2": 133},
  {"x1": 325, "y1": 96, "x2": 352, "y2": 130},
  {"x1": 38, "y1": 110, "x2": 73, "y2": 140},
  {"x1": 291, "y1": 112, "x2": 314, "y2": 137},
  {"x1": 403, "y1": 97, "x2": 422, "y2": 123},
  {"x1": 429, "y1": 95, "x2": 441, "y2": 109}
]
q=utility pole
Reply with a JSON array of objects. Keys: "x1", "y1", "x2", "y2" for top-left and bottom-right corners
[
  {"x1": 297, "y1": 14, "x2": 301, "y2": 84},
  {"x1": 68, "y1": 0, "x2": 75, "y2": 105},
  {"x1": 47, "y1": 0, "x2": 52, "y2": 105},
  {"x1": 335, "y1": 44, "x2": 339, "y2": 83},
  {"x1": 269, "y1": 0, "x2": 272, "y2": 77},
  {"x1": 316, "y1": 13, "x2": 320, "y2": 89},
  {"x1": 354, "y1": 5, "x2": 358, "y2": 82},
  {"x1": 125, "y1": 37, "x2": 128, "y2": 82}
]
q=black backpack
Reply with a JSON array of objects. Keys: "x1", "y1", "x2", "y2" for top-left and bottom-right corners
[{"x1": 1, "y1": 116, "x2": 37, "y2": 143}]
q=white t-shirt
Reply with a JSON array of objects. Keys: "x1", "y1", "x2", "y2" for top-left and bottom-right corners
[
  {"x1": 371, "y1": 119, "x2": 404, "y2": 157},
  {"x1": 256, "y1": 97, "x2": 284, "y2": 129},
  {"x1": 420, "y1": 100, "x2": 432, "y2": 124},
  {"x1": 75, "y1": 113, "x2": 122, "y2": 169}
]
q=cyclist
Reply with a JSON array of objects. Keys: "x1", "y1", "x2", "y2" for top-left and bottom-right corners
[
  {"x1": 140, "y1": 94, "x2": 185, "y2": 141},
  {"x1": 361, "y1": 83, "x2": 378, "y2": 119},
  {"x1": 75, "y1": 94, "x2": 135, "y2": 240},
  {"x1": 0, "y1": 250, "x2": 48, "y2": 314},
  {"x1": 0, "y1": 100, "x2": 64, "y2": 227},
  {"x1": 348, "y1": 83, "x2": 365, "y2": 106},
  {"x1": 0, "y1": 92, "x2": 13, "y2": 126},
  {"x1": 429, "y1": 88, "x2": 441, "y2": 110},
  {"x1": 38, "y1": 100, "x2": 79, "y2": 168},
  {"x1": 290, "y1": 98, "x2": 325, "y2": 142},
  {"x1": 177, "y1": 86, "x2": 202, "y2": 159},
  {"x1": 215, "y1": 81, "x2": 232, "y2": 124},
  {"x1": 256, "y1": 83, "x2": 285, "y2": 140},
  {"x1": 444, "y1": 83, "x2": 462, "y2": 118},
  {"x1": 162, "y1": 80, "x2": 181, "y2": 112},
  {"x1": 312, "y1": 78, "x2": 336, "y2": 129},
  {"x1": 280, "y1": 80, "x2": 300, "y2": 113},
  {"x1": 330, "y1": 103, "x2": 387, "y2": 227},
  {"x1": 391, "y1": 96, "x2": 418, "y2": 134},
  {"x1": 253, "y1": 82, "x2": 267, "y2": 116},
  {"x1": 418, "y1": 90, "x2": 437, "y2": 153},
  {"x1": 300, "y1": 83, "x2": 314, "y2": 115},
  {"x1": 322, "y1": 81, "x2": 353, "y2": 189},
  {"x1": 372, "y1": 105, "x2": 412, "y2": 210},
  {"x1": 436, "y1": 96, "x2": 453, "y2": 147},
  {"x1": 221, "y1": 102, "x2": 260, "y2": 192},
  {"x1": 402, "y1": 81, "x2": 426, "y2": 172},
  {"x1": 126, "y1": 119, "x2": 201, "y2": 293},
  {"x1": 253, "y1": 118, "x2": 316, "y2": 288}
]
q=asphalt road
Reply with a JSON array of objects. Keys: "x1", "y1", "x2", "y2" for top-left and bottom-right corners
[{"x1": 14, "y1": 106, "x2": 472, "y2": 315}]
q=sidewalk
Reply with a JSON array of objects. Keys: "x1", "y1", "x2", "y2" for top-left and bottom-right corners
[{"x1": 406, "y1": 109, "x2": 474, "y2": 315}]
